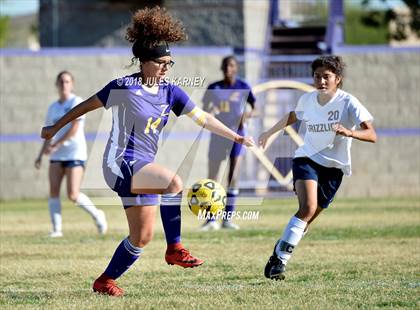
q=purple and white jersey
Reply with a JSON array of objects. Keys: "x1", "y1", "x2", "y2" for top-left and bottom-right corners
[
  {"x1": 96, "y1": 73, "x2": 196, "y2": 178},
  {"x1": 202, "y1": 79, "x2": 255, "y2": 131}
]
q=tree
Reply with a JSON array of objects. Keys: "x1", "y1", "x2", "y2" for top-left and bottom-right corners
[
  {"x1": 0, "y1": 15, "x2": 9, "y2": 47},
  {"x1": 362, "y1": 0, "x2": 420, "y2": 41}
]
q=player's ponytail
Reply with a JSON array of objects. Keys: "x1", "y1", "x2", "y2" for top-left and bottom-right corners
[{"x1": 126, "y1": 6, "x2": 187, "y2": 63}]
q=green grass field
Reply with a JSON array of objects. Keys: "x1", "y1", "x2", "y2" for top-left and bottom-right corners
[{"x1": 1, "y1": 197, "x2": 419, "y2": 309}]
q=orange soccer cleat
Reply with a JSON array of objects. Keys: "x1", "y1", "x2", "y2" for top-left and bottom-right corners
[
  {"x1": 93, "y1": 274, "x2": 124, "y2": 297},
  {"x1": 165, "y1": 247, "x2": 204, "y2": 268}
]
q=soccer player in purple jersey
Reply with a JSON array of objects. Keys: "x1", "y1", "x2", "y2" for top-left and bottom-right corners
[
  {"x1": 200, "y1": 56, "x2": 256, "y2": 231},
  {"x1": 41, "y1": 7, "x2": 254, "y2": 296}
]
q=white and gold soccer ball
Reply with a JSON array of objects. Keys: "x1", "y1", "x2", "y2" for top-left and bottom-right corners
[{"x1": 187, "y1": 179, "x2": 226, "y2": 216}]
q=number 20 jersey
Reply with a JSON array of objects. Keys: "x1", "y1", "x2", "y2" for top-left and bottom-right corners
[{"x1": 294, "y1": 89, "x2": 373, "y2": 176}]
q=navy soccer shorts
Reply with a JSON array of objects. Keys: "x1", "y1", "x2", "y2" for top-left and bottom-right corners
[
  {"x1": 292, "y1": 157, "x2": 343, "y2": 209},
  {"x1": 50, "y1": 160, "x2": 85, "y2": 168},
  {"x1": 103, "y1": 159, "x2": 160, "y2": 208}
]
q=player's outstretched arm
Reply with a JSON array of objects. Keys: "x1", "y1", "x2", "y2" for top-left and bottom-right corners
[
  {"x1": 49, "y1": 120, "x2": 80, "y2": 148},
  {"x1": 204, "y1": 112, "x2": 254, "y2": 146},
  {"x1": 41, "y1": 95, "x2": 103, "y2": 140},
  {"x1": 334, "y1": 121, "x2": 377, "y2": 143},
  {"x1": 258, "y1": 111, "x2": 297, "y2": 149},
  {"x1": 186, "y1": 107, "x2": 254, "y2": 147}
]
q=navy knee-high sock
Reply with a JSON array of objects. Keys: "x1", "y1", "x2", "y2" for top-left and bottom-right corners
[
  {"x1": 223, "y1": 188, "x2": 238, "y2": 222},
  {"x1": 104, "y1": 237, "x2": 143, "y2": 280},
  {"x1": 160, "y1": 193, "x2": 182, "y2": 245}
]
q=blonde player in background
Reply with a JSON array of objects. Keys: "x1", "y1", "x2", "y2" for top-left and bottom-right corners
[{"x1": 35, "y1": 71, "x2": 107, "y2": 237}]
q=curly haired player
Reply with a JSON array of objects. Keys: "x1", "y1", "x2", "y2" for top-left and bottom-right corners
[{"x1": 41, "y1": 6, "x2": 254, "y2": 296}]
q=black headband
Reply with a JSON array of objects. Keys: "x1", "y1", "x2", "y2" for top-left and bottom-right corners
[{"x1": 132, "y1": 41, "x2": 171, "y2": 61}]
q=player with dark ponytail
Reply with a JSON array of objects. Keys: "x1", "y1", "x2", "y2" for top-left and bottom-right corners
[{"x1": 259, "y1": 55, "x2": 376, "y2": 281}]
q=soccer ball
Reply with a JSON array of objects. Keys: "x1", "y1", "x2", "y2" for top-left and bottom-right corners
[{"x1": 187, "y1": 179, "x2": 226, "y2": 216}]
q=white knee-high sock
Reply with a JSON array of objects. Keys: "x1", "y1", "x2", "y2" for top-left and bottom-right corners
[
  {"x1": 76, "y1": 193, "x2": 99, "y2": 219},
  {"x1": 48, "y1": 198, "x2": 62, "y2": 232},
  {"x1": 274, "y1": 216, "x2": 307, "y2": 264}
]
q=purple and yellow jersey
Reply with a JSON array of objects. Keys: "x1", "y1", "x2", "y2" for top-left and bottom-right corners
[
  {"x1": 96, "y1": 73, "x2": 196, "y2": 178},
  {"x1": 202, "y1": 79, "x2": 255, "y2": 131}
]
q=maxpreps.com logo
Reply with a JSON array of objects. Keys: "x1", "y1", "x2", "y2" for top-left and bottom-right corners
[{"x1": 197, "y1": 209, "x2": 260, "y2": 221}]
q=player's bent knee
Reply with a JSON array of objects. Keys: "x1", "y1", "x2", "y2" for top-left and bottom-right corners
[
  {"x1": 296, "y1": 205, "x2": 317, "y2": 221},
  {"x1": 68, "y1": 192, "x2": 79, "y2": 203},
  {"x1": 130, "y1": 234, "x2": 153, "y2": 248},
  {"x1": 167, "y1": 175, "x2": 183, "y2": 194}
]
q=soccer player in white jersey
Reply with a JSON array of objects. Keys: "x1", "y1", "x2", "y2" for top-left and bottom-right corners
[
  {"x1": 35, "y1": 71, "x2": 107, "y2": 237},
  {"x1": 258, "y1": 56, "x2": 377, "y2": 280}
]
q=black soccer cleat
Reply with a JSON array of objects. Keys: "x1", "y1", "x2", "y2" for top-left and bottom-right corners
[{"x1": 264, "y1": 255, "x2": 286, "y2": 280}]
